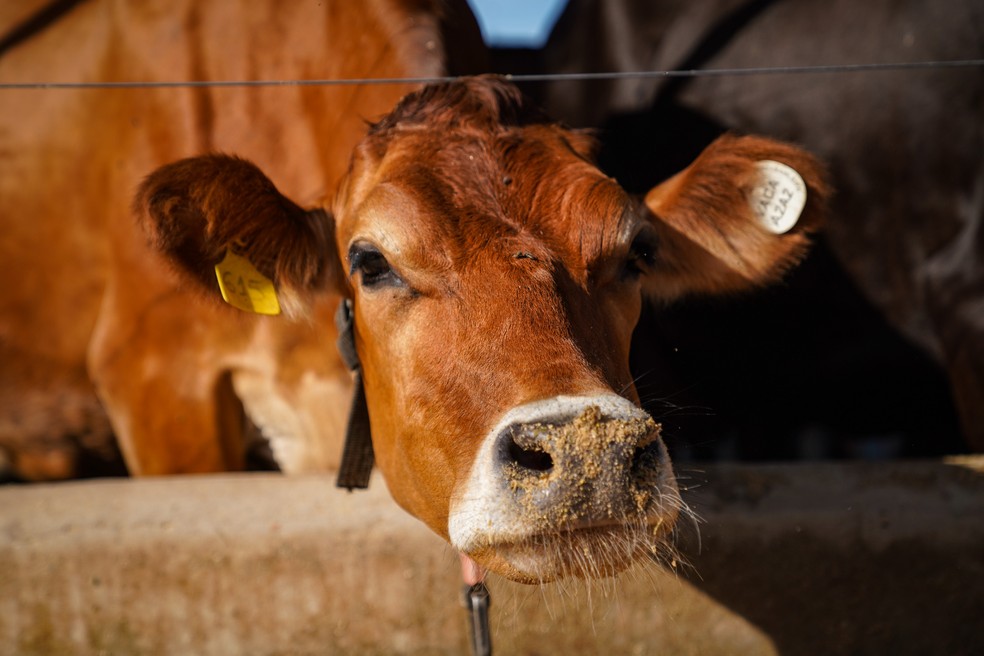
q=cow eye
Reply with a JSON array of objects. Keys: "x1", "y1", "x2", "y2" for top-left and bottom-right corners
[
  {"x1": 349, "y1": 243, "x2": 402, "y2": 289},
  {"x1": 624, "y1": 230, "x2": 658, "y2": 279}
]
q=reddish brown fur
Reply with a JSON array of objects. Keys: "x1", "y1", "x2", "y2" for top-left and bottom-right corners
[{"x1": 344, "y1": 80, "x2": 827, "y2": 539}]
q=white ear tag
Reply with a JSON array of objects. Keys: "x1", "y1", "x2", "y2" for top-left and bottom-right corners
[{"x1": 749, "y1": 160, "x2": 807, "y2": 234}]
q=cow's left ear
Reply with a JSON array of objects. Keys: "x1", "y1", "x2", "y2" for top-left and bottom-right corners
[
  {"x1": 641, "y1": 134, "x2": 829, "y2": 301},
  {"x1": 134, "y1": 154, "x2": 344, "y2": 318}
]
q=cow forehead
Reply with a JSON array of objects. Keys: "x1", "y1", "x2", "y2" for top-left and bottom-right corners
[{"x1": 339, "y1": 126, "x2": 637, "y2": 278}]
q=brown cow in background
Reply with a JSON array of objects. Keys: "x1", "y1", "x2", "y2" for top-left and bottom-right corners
[{"x1": 0, "y1": 0, "x2": 485, "y2": 480}]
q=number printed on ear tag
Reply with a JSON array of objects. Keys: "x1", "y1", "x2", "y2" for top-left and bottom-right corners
[
  {"x1": 214, "y1": 249, "x2": 281, "y2": 315},
  {"x1": 750, "y1": 160, "x2": 808, "y2": 234}
]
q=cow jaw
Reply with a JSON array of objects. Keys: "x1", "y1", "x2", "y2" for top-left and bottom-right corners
[{"x1": 448, "y1": 394, "x2": 681, "y2": 583}]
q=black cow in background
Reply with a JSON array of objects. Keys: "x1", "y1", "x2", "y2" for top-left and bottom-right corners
[{"x1": 493, "y1": 0, "x2": 982, "y2": 459}]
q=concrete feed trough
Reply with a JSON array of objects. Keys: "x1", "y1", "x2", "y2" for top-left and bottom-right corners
[{"x1": 1, "y1": 458, "x2": 982, "y2": 655}]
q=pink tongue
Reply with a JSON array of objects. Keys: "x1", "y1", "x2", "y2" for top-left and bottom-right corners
[{"x1": 459, "y1": 553, "x2": 485, "y2": 586}]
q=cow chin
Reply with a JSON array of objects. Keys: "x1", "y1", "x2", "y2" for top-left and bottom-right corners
[
  {"x1": 468, "y1": 516, "x2": 680, "y2": 584},
  {"x1": 448, "y1": 394, "x2": 683, "y2": 583}
]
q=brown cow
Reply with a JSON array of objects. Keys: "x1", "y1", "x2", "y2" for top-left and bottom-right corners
[
  {"x1": 0, "y1": 0, "x2": 484, "y2": 480},
  {"x1": 135, "y1": 76, "x2": 828, "y2": 581}
]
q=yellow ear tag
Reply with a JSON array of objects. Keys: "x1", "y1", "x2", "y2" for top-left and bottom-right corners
[{"x1": 214, "y1": 249, "x2": 281, "y2": 315}]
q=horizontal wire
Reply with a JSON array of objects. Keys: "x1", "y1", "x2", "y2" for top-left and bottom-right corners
[{"x1": 1, "y1": 58, "x2": 982, "y2": 90}]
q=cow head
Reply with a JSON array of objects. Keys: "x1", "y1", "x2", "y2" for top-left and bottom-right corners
[{"x1": 135, "y1": 76, "x2": 827, "y2": 583}]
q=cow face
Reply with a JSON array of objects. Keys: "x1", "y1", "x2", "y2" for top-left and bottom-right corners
[{"x1": 136, "y1": 76, "x2": 827, "y2": 582}]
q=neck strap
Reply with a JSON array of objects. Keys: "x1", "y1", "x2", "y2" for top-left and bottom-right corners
[{"x1": 334, "y1": 299, "x2": 374, "y2": 490}]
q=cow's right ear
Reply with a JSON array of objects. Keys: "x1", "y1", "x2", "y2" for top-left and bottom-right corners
[{"x1": 134, "y1": 154, "x2": 344, "y2": 318}]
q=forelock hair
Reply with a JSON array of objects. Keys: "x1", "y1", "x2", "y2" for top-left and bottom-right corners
[{"x1": 368, "y1": 75, "x2": 553, "y2": 137}]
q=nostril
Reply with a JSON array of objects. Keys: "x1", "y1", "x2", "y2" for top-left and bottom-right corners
[
  {"x1": 508, "y1": 438, "x2": 553, "y2": 472},
  {"x1": 631, "y1": 435, "x2": 662, "y2": 478},
  {"x1": 631, "y1": 445, "x2": 650, "y2": 476}
]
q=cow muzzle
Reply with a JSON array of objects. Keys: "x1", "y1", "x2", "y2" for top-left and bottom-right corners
[{"x1": 448, "y1": 395, "x2": 681, "y2": 583}]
